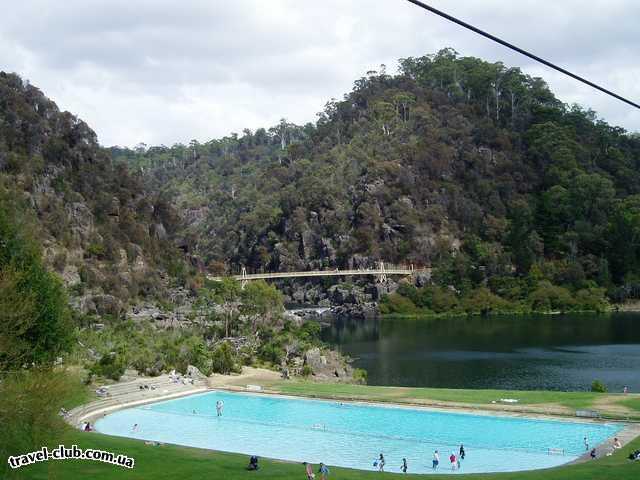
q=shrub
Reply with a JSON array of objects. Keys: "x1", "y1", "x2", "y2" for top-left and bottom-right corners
[
  {"x1": 461, "y1": 287, "x2": 507, "y2": 315},
  {"x1": 574, "y1": 287, "x2": 608, "y2": 312},
  {"x1": 528, "y1": 281, "x2": 575, "y2": 312},
  {"x1": 301, "y1": 365, "x2": 313, "y2": 377},
  {"x1": 211, "y1": 341, "x2": 238, "y2": 374},
  {"x1": 257, "y1": 342, "x2": 283, "y2": 365},
  {"x1": 428, "y1": 286, "x2": 460, "y2": 313},
  {"x1": 353, "y1": 368, "x2": 368, "y2": 384},
  {"x1": 591, "y1": 380, "x2": 607, "y2": 393},
  {"x1": 86, "y1": 242, "x2": 105, "y2": 259},
  {"x1": 90, "y1": 352, "x2": 125, "y2": 381},
  {"x1": 379, "y1": 293, "x2": 417, "y2": 314}
]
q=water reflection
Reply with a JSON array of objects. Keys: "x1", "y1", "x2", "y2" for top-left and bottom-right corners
[{"x1": 322, "y1": 313, "x2": 640, "y2": 391}]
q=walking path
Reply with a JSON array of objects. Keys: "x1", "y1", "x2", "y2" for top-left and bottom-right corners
[{"x1": 67, "y1": 374, "x2": 208, "y2": 426}]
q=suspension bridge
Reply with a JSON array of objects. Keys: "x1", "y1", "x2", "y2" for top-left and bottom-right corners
[{"x1": 207, "y1": 263, "x2": 430, "y2": 288}]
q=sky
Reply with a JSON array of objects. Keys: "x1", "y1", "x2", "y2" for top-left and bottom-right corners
[{"x1": 1, "y1": 0, "x2": 639, "y2": 147}]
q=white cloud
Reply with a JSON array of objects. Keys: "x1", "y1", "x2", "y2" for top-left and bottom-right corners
[{"x1": 1, "y1": 0, "x2": 638, "y2": 146}]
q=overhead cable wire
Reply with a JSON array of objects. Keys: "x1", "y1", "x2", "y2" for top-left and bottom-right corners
[{"x1": 404, "y1": 0, "x2": 640, "y2": 110}]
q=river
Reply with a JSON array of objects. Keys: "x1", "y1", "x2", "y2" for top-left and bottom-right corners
[{"x1": 322, "y1": 313, "x2": 640, "y2": 392}]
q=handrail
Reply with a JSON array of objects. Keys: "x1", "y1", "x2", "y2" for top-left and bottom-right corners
[{"x1": 208, "y1": 267, "x2": 431, "y2": 282}]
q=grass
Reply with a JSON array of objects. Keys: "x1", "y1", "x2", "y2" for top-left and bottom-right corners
[
  {"x1": 263, "y1": 381, "x2": 629, "y2": 416},
  {"x1": 620, "y1": 397, "x2": 640, "y2": 413},
  {"x1": 14, "y1": 428, "x2": 640, "y2": 480}
]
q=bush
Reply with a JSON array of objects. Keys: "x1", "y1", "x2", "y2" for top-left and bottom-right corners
[
  {"x1": 528, "y1": 281, "x2": 575, "y2": 312},
  {"x1": 86, "y1": 242, "x2": 105, "y2": 259},
  {"x1": 211, "y1": 341, "x2": 238, "y2": 374},
  {"x1": 301, "y1": 365, "x2": 313, "y2": 377},
  {"x1": 90, "y1": 352, "x2": 125, "y2": 381},
  {"x1": 379, "y1": 293, "x2": 417, "y2": 314},
  {"x1": 257, "y1": 342, "x2": 283, "y2": 365},
  {"x1": 574, "y1": 287, "x2": 608, "y2": 312},
  {"x1": 353, "y1": 368, "x2": 368, "y2": 384},
  {"x1": 428, "y1": 286, "x2": 460, "y2": 313},
  {"x1": 591, "y1": 380, "x2": 607, "y2": 393},
  {"x1": 462, "y1": 287, "x2": 507, "y2": 315}
]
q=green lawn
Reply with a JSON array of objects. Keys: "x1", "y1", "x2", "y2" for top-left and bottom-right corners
[
  {"x1": 268, "y1": 381, "x2": 622, "y2": 414},
  {"x1": 14, "y1": 429, "x2": 640, "y2": 480},
  {"x1": 620, "y1": 397, "x2": 640, "y2": 412}
]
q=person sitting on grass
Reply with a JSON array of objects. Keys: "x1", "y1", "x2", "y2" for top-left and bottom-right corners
[{"x1": 246, "y1": 455, "x2": 259, "y2": 471}]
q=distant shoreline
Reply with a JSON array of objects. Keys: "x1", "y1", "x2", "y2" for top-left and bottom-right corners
[{"x1": 379, "y1": 305, "x2": 640, "y2": 320}]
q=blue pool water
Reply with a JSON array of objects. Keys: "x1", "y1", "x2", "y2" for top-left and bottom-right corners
[{"x1": 95, "y1": 391, "x2": 621, "y2": 474}]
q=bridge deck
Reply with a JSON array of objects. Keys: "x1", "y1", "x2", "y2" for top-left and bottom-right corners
[{"x1": 207, "y1": 268, "x2": 429, "y2": 282}]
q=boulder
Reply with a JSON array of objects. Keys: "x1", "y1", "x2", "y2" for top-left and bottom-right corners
[
  {"x1": 304, "y1": 347, "x2": 327, "y2": 371},
  {"x1": 92, "y1": 294, "x2": 123, "y2": 316},
  {"x1": 186, "y1": 365, "x2": 207, "y2": 379}
]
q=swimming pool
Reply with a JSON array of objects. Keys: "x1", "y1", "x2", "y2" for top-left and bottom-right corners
[{"x1": 95, "y1": 391, "x2": 621, "y2": 474}]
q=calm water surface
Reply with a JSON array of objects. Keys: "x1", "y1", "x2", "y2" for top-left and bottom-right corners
[{"x1": 322, "y1": 313, "x2": 640, "y2": 391}]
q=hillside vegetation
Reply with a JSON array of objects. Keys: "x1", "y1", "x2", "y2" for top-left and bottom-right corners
[
  {"x1": 0, "y1": 71, "x2": 193, "y2": 319},
  {"x1": 114, "y1": 49, "x2": 640, "y2": 313}
]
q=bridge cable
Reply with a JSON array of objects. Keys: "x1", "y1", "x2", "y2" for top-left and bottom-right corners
[{"x1": 403, "y1": 0, "x2": 640, "y2": 110}]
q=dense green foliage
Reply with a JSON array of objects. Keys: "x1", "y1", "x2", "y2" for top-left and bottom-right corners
[
  {"x1": 77, "y1": 280, "x2": 320, "y2": 379},
  {"x1": 591, "y1": 380, "x2": 608, "y2": 393},
  {"x1": 380, "y1": 280, "x2": 609, "y2": 316},
  {"x1": 113, "y1": 49, "x2": 640, "y2": 310},
  {"x1": 0, "y1": 187, "x2": 73, "y2": 368}
]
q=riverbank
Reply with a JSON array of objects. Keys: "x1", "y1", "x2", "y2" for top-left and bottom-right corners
[{"x1": 379, "y1": 305, "x2": 635, "y2": 320}]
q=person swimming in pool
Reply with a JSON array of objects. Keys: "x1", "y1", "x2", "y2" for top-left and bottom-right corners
[
  {"x1": 377, "y1": 453, "x2": 385, "y2": 472},
  {"x1": 432, "y1": 450, "x2": 440, "y2": 469},
  {"x1": 216, "y1": 400, "x2": 224, "y2": 417},
  {"x1": 400, "y1": 458, "x2": 407, "y2": 473},
  {"x1": 459, "y1": 444, "x2": 465, "y2": 460}
]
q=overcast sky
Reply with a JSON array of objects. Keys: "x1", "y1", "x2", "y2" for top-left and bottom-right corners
[{"x1": 1, "y1": 0, "x2": 639, "y2": 147}]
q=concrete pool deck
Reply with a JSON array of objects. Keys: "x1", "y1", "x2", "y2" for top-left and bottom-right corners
[{"x1": 68, "y1": 368, "x2": 640, "y2": 470}]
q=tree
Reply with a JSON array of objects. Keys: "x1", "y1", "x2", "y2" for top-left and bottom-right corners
[
  {"x1": 240, "y1": 280, "x2": 283, "y2": 332},
  {"x1": 210, "y1": 278, "x2": 242, "y2": 338},
  {"x1": 0, "y1": 191, "x2": 72, "y2": 369}
]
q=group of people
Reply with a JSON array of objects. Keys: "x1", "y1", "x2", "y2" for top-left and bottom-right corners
[
  {"x1": 303, "y1": 462, "x2": 329, "y2": 480},
  {"x1": 432, "y1": 445, "x2": 466, "y2": 471},
  {"x1": 245, "y1": 457, "x2": 330, "y2": 479},
  {"x1": 372, "y1": 445, "x2": 466, "y2": 474}
]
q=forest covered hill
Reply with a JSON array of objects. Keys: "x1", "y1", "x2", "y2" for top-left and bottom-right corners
[
  {"x1": 0, "y1": 71, "x2": 193, "y2": 319},
  {"x1": 113, "y1": 49, "x2": 640, "y2": 312}
]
